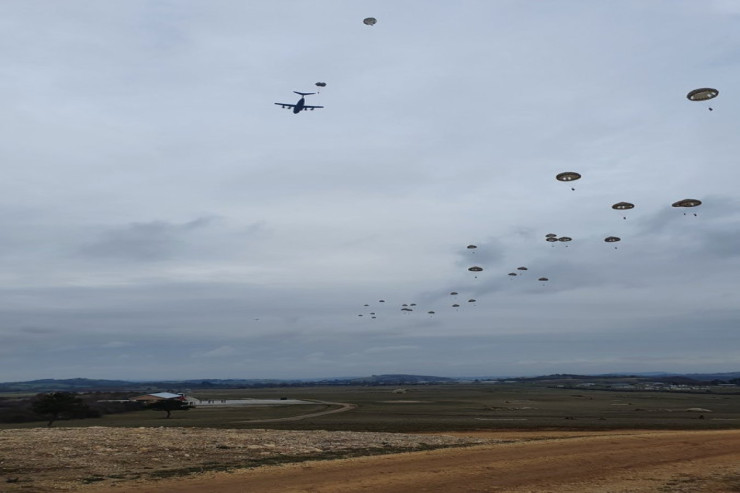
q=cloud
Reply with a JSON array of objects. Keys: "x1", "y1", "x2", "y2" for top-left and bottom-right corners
[{"x1": 78, "y1": 217, "x2": 215, "y2": 262}]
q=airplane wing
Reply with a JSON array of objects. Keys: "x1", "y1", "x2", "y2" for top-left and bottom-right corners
[
  {"x1": 274, "y1": 103, "x2": 296, "y2": 108},
  {"x1": 301, "y1": 105, "x2": 324, "y2": 111}
]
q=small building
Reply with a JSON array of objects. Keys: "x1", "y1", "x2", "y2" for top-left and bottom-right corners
[{"x1": 130, "y1": 392, "x2": 186, "y2": 403}]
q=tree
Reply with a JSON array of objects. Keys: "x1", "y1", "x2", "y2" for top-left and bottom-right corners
[
  {"x1": 146, "y1": 399, "x2": 192, "y2": 418},
  {"x1": 31, "y1": 392, "x2": 90, "y2": 427}
]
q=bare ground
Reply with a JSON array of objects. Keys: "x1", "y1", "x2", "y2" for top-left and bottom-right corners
[{"x1": 3, "y1": 428, "x2": 740, "y2": 492}]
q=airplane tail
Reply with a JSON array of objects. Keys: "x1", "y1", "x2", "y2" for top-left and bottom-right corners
[{"x1": 293, "y1": 91, "x2": 316, "y2": 96}]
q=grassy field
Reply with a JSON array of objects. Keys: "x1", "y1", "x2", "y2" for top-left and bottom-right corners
[{"x1": 2, "y1": 384, "x2": 739, "y2": 432}]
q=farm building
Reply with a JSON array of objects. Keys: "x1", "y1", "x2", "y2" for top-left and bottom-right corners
[{"x1": 130, "y1": 392, "x2": 186, "y2": 403}]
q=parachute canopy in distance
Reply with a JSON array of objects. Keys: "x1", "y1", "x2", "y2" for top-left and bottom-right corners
[
  {"x1": 363, "y1": 304, "x2": 369, "y2": 306},
  {"x1": 468, "y1": 299, "x2": 476, "y2": 303},
  {"x1": 538, "y1": 277, "x2": 549, "y2": 281},
  {"x1": 604, "y1": 236, "x2": 621, "y2": 243},
  {"x1": 468, "y1": 266, "x2": 483, "y2": 272},
  {"x1": 467, "y1": 244, "x2": 477, "y2": 250},
  {"x1": 450, "y1": 291, "x2": 458, "y2": 295},
  {"x1": 545, "y1": 233, "x2": 557, "y2": 238},
  {"x1": 517, "y1": 266, "x2": 528, "y2": 271},
  {"x1": 686, "y1": 88, "x2": 718, "y2": 101},
  {"x1": 452, "y1": 304, "x2": 460, "y2": 307},
  {"x1": 612, "y1": 202, "x2": 634, "y2": 210},
  {"x1": 556, "y1": 172, "x2": 581, "y2": 182},
  {"x1": 558, "y1": 236, "x2": 572, "y2": 242},
  {"x1": 401, "y1": 307, "x2": 412, "y2": 312},
  {"x1": 402, "y1": 304, "x2": 408, "y2": 307},
  {"x1": 379, "y1": 299, "x2": 385, "y2": 303},
  {"x1": 508, "y1": 272, "x2": 517, "y2": 277},
  {"x1": 363, "y1": 17, "x2": 377, "y2": 25},
  {"x1": 546, "y1": 237, "x2": 558, "y2": 242},
  {"x1": 672, "y1": 198, "x2": 702, "y2": 208},
  {"x1": 427, "y1": 311, "x2": 435, "y2": 314},
  {"x1": 315, "y1": 82, "x2": 326, "y2": 87}
]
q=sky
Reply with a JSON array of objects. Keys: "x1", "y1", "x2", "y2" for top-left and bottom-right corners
[{"x1": 1, "y1": 1, "x2": 739, "y2": 381}]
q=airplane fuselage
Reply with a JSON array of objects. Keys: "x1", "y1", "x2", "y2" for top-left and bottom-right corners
[{"x1": 293, "y1": 97, "x2": 305, "y2": 114}]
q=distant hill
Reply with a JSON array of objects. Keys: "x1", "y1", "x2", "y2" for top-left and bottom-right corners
[{"x1": 0, "y1": 372, "x2": 737, "y2": 393}]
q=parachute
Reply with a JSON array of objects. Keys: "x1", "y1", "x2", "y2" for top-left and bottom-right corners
[
  {"x1": 468, "y1": 266, "x2": 483, "y2": 272},
  {"x1": 604, "y1": 236, "x2": 621, "y2": 249},
  {"x1": 379, "y1": 299, "x2": 385, "y2": 303},
  {"x1": 508, "y1": 272, "x2": 517, "y2": 277},
  {"x1": 363, "y1": 17, "x2": 377, "y2": 26},
  {"x1": 556, "y1": 172, "x2": 581, "y2": 190},
  {"x1": 517, "y1": 266, "x2": 528, "y2": 271},
  {"x1": 450, "y1": 291, "x2": 458, "y2": 295},
  {"x1": 452, "y1": 304, "x2": 460, "y2": 308},
  {"x1": 546, "y1": 237, "x2": 558, "y2": 243},
  {"x1": 538, "y1": 277, "x2": 549, "y2": 281},
  {"x1": 468, "y1": 299, "x2": 476, "y2": 303},
  {"x1": 687, "y1": 88, "x2": 718, "y2": 111},
  {"x1": 558, "y1": 236, "x2": 572, "y2": 246},
  {"x1": 672, "y1": 198, "x2": 702, "y2": 216},
  {"x1": 315, "y1": 82, "x2": 326, "y2": 87},
  {"x1": 545, "y1": 233, "x2": 557, "y2": 238},
  {"x1": 466, "y1": 244, "x2": 477, "y2": 252},
  {"x1": 427, "y1": 311, "x2": 435, "y2": 314},
  {"x1": 672, "y1": 198, "x2": 702, "y2": 208},
  {"x1": 612, "y1": 201, "x2": 635, "y2": 220}
]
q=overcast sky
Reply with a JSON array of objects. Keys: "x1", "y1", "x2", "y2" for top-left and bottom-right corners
[{"x1": 1, "y1": 1, "x2": 739, "y2": 381}]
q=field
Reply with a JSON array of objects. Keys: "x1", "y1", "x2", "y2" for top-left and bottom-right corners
[
  {"x1": 2, "y1": 383, "x2": 739, "y2": 492},
  {"x1": 6, "y1": 383, "x2": 737, "y2": 431}
]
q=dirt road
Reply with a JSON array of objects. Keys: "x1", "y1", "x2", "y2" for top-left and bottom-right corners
[
  {"x1": 94, "y1": 430, "x2": 740, "y2": 492},
  {"x1": 235, "y1": 401, "x2": 357, "y2": 423}
]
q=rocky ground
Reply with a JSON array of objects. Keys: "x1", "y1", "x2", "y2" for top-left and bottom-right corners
[{"x1": 0, "y1": 427, "x2": 495, "y2": 492}]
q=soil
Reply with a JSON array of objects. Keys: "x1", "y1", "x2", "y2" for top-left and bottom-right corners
[{"x1": 3, "y1": 428, "x2": 740, "y2": 492}]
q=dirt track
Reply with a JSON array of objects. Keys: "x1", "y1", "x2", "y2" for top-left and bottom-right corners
[{"x1": 90, "y1": 430, "x2": 740, "y2": 493}]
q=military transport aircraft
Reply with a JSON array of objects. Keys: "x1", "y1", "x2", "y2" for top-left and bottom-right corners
[{"x1": 274, "y1": 91, "x2": 324, "y2": 114}]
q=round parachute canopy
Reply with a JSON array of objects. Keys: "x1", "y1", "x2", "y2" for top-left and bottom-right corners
[
  {"x1": 450, "y1": 291, "x2": 458, "y2": 295},
  {"x1": 402, "y1": 304, "x2": 408, "y2": 307},
  {"x1": 468, "y1": 299, "x2": 476, "y2": 303},
  {"x1": 466, "y1": 244, "x2": 477, "y2": 250},
  {"x1": 358, "y1": 314, "x2": 363, "y2": 317},
  {"x1": 370, "y1": 312, "x2": 375, "y2": 315},
  {"x1": 612, "y1": 202, "x2": 635, "y2": 210},
  {"x1": 556, "y1": 171, "x2": 581, "y2": 182},
  {"x1": 604, "y1": 236, "x2": 621, "y2": 243},
  {"x1": 672, "y1": 198, "x2": 702, "y2": 208},
  {"x1": 315, "y1": 82, "x2": 327, "y2": 87},
  {"x1": 687, "y1": 88, "x2": 718, "y2": 101},
  {"x1": 468, "y1": 266, "x2": 483, "y2": 272},
  {"x1": 401, "y1": 307, "x2": 413, "y2": 312},
  {"x1": 427, "y1": 311, "x2": 435, "y2": 314},
  {"x1": 538, "y1": 277, "x2": 549, "y2": 281},
  {"x1": 452, "y1": 304, "x2": 460, "y2": 307},
  {"x1": 517, "y1": 266, "x2": 528, "y2": 271},
  {"x1": 508, "y1": 272, "x2": 517, "y2": 277},
  {"x1": 363, "y1": 17, "x2": 377, "y2": 26},
  {"x1": 546, "y1": 237, "x2": 559, "y2": 242},
  {"x1": 410, "y1": 303, "x2": 417, "y2": 306},
  {"x1": 558, "y1": 236, "x2": 572, "y2": 242},
  {"x1": 545, "y1": 233, "x2": 557, "y2": 238},
  {"x1": 379, "y1": 299, "x2": 385, "y2": 303},
  {"x1": 363, "y1": 304, "x2": 369, "y2": 306}
]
